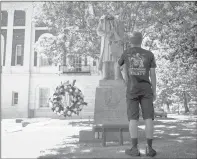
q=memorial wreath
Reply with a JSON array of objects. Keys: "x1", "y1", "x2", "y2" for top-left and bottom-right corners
[{"x1": 49, "y1": 80, "x2": 87, "y2": 117}]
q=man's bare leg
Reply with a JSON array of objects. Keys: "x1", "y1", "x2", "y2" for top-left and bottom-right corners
[
  {"x1": 145, "y1": 119, "x2": 153, "y2": 139},
  {"x1": 145, "y1": 118, "x2": 156, "y2": 157},
  {"x1": 125, "y1": 119, "x2": 140, "y2": 156},
  {"x1": 129, "y1": 119, "x2": 138, "y2": 139}
]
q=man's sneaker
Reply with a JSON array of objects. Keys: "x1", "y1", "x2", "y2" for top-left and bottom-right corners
[
  {"x1": 146, "y1": 145, "x2": 157, "y2": 157},
  {"x1": 125, "y1": 147, "x2": 140, "y2": 156}
]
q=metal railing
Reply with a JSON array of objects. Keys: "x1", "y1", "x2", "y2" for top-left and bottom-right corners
[{"x1": 59, "y1": 65, "x2": 91, "y2": 74}]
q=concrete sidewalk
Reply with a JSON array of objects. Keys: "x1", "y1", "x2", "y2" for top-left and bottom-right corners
[{"x1": 1, "y1": 118, "x2": 52, "y2": 133}]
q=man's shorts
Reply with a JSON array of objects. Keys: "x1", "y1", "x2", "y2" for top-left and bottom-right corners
[{"x1": 126, "y1": 93, "x2": 154, "y2": 120}]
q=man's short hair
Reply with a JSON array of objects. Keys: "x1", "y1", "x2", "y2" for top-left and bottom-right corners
[{"x1": 130, "y1": 32, "x2": 143, "y2": 45}]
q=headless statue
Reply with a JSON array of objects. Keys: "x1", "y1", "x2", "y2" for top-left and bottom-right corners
[{"x1": 97, "y1": 14, "x2": 124, "y2": 80}]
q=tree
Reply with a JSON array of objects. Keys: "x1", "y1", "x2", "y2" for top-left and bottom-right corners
[{"x1": 33, "y1": 2, "x2": 197, "y2": 113}]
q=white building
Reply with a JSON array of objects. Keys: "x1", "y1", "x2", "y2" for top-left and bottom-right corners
[{"x1": 1, "y1": 2, "x2": 100, "y2": 119}]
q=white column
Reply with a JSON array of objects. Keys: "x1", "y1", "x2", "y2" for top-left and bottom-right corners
[
  {"x1": 5, "y1": 10, "x2": 14, "y2": 68},
  {"x1": 31, "y1": 22, "x2": 35, "y2": 69},
  {"x1": 23, "y1": 8, "x2": 33, "y2": 71}
]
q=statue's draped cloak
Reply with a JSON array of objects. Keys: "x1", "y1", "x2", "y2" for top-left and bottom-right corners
[{"x1": 97, "y1": 16, "x2": 124, "y2": 70}]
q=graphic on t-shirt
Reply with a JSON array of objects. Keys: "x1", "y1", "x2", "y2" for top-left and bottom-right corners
[{"x1": 128, "y1": 53, "x2": 146, "y2": 76}]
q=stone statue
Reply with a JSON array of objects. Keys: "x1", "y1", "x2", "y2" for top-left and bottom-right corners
[{"x1": 97, "y1": 14, "x2": 124, "y2": 80}]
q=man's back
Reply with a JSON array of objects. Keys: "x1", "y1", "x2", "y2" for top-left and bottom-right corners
[{"x1": 118, "y1": 47, "x2": 156, "y2": 97}]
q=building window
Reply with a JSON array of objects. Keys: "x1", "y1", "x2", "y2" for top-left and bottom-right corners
[
  {"x1": 14, "y1": 10, "x2": 26, "y2": 26},
  {"x1": 73, "y1": 56, "x2": 82, "y2": 72},
  {"x1": 11, "y1": 29, "x2": 25, "y2": 66},
  {"x1": 12, "y1": 92, "x2": 18, "y2": 106},
  {"x1": 1, "y1": 11, "x2": 8, "y2": 26},
  {"x1": 15, "y1": 45, "x2": 22, "y2": 65},
  {"x1": 39, "y1": 88, "x2": 50, "y2": 108}
]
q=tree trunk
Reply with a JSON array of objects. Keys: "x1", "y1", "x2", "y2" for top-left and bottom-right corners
[
  {"x1": 166, "y1": 102, "x2": 170, "y2": 112},
  {"x1": 62, "y1": 34, "x2": 67, "y2": 66},
  {"x1": 183, "y1": 91, "x2": 189, "y2": 113},
  {"x1": 63, "y1": 52, "x2": 67, "y2": 66}
]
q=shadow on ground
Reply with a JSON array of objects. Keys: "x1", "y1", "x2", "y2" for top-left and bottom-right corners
[
  {"x1": 38, "y1": 116, "x2": 197, "y2": 158},
  {"x1": 68, "y1": 120, "x2": 94, "y2": 127}
]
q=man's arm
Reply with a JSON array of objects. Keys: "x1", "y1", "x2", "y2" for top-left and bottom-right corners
[
  {"x1": 150, "y1": 68, "x2": 156, "y2": 101},
  {"x1": 118, "y1": 53, "x2": 124, "y2": 67},
  {"x1": 118, "y1": 53, "x2": 127, "y2": 85}
]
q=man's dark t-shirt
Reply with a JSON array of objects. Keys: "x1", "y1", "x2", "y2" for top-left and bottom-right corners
[{"x1": 118, "y1": 47, "x2": 156, "y2": 98}]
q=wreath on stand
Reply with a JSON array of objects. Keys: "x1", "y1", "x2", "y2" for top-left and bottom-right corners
[{"x1": 49, "y1": 80, "x2": 88, "y2": 117}]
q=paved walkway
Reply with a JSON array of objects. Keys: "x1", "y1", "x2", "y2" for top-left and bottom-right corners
[{"x1": 1, "y1": 115, "x2": 197, "y2": 158}]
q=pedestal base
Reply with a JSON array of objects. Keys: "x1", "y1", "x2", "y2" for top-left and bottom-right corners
[
  {"x1": 94, "y1": 80, "x2": 127, "y2": 125},
  {"x1": 79, "y1": 128, "x2": 145, "y2": 143},
  {"x1": 79, "y1": 79, "x2": 131, "y2": 143}
]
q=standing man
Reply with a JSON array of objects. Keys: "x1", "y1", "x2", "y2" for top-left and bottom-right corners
[{"x1": 118, "y1": 32, "x2": 157, "y2": 157}]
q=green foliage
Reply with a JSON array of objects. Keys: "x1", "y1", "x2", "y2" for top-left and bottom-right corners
[{"x1": 33, "y1": 2, "x2": 197, "y2": 112}]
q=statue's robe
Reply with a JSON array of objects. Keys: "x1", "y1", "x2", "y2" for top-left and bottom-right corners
[{"x1": 97, "y1": 16, "x2": 124, "y2": 71}]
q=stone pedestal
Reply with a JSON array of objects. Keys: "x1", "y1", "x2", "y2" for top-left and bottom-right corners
[
  {"x1": 79, "y1": 79, "x2": 132, "y2": 143},
  {"x1": 94, "y1": 80, "x2": 127, "y2": 125}
]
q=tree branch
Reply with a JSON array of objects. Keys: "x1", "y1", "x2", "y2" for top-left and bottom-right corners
[{"x1": 131, "y1": 2, "x2": 141, "y2": 32}]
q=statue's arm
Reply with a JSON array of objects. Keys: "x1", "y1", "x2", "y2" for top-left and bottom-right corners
[{"x1": 118, "y1": 53, "x2": 125, "y2": 66}]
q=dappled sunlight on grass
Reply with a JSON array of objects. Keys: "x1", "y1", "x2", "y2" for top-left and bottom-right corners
[
  {"x1": 157, "y1": 119, "x2": 178, "y2": 123},
  {"x1": 175, "y1": 139, "x2": 184, "y2": 143},
  {"x1": 178, "y1": 136, "x2": 196, "y2": 139},
  {"x1": 40, "y1": 149, "x2": 59, "y2": 156},
  {"x1": 36, "y1": 116, "x2": 196, "y2": 158},
  {"x1": 182, "y1": 128, "x2": 195, "y2": 131},
  {"x1": 168, "y1": 133, "x2": 180, "y2": 136},
  {"x1": 139, "y1": 149, "x2": 145, "y2": 155},
  {"x1": 154, "y1": 130, "x2": 165, "y2": 134},
  {"x1": 185, "y1": 122, "x2": 197, "y2": 127},
  {"x1": 117, "y1": 149, "x2": 125, "y2": 153},
  {"x1": 153, "y1": 135, "x2": 163, "y2": 138},
  {"x1": 154, "y1": 125, "x2": 166, "y2": 128},
  {"x1": 68, "y1": 120, "x2": 94, "y2": 127},
  {"x1": 70, "y1": 147, "x2": 77, "y2": 153},
  {"x1": 138, "y1": 125, "x2": 145, "y2": 130},
  {"x1": 80, "y1": 149, "x2": 92, "y2": 153},
  {"x1": 167, "y1": 126, "x2": 176, "y2": 129}
]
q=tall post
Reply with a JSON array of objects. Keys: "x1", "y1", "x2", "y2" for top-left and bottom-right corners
[{"x1": 0, "y1": 2, "x2": 2, "y2": 117}]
